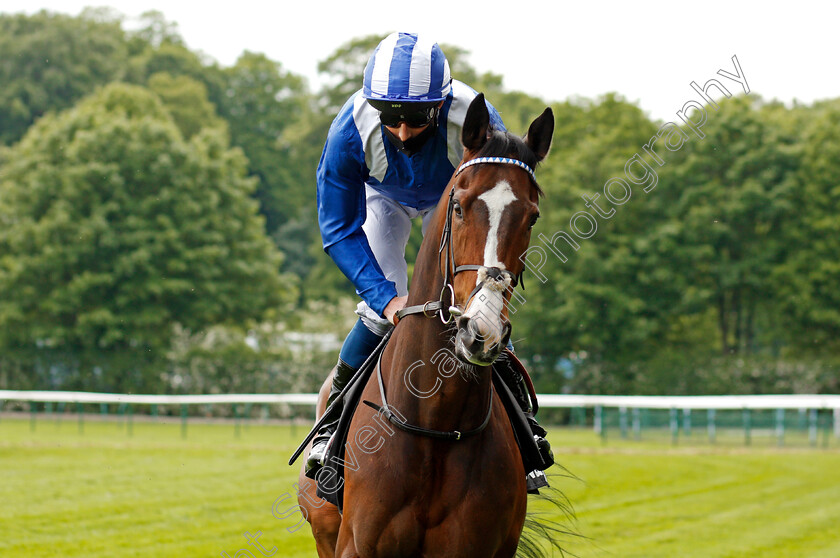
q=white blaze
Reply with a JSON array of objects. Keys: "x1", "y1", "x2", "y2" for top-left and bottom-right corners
[
  {"x1": 461, "y1": 180, "x2": 517, "y2": 351},
  {"x1": 478, "y1": 180, "x2": 516, "y2": 270}
]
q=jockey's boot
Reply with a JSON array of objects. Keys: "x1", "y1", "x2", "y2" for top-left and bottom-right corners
[
  {"x1": 304, "y1": 318, "x2": 385, "y2": 479},
  {"x1": 496, "y1": 350, "x2": 554, "y2": 493},
  {"x1": 304, "y1": 358, "x2": 355, "y2": 479}
]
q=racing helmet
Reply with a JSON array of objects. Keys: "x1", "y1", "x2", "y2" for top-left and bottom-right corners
[{"x1": 363, "y1": 32, "x2": 452, "y2": 110}]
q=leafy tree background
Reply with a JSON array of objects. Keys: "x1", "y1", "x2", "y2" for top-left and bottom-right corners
[
  {"x1": 0, "y1": 82, "x2": 291, "y2": 392},
  {"x1": 1, "y1": 10, "x2": 839, "y2": 406}
]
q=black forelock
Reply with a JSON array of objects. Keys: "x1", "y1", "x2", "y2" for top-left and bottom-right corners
[{"x1": 474, "y1": 128, "x2": 545, "y2": 196}]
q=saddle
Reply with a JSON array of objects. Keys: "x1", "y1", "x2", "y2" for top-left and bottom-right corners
[{"x1": 315, "y1": 350, "x2": 549, "y2": 512}]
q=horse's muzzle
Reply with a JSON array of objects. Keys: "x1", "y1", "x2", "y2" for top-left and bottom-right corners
[{"x1": 454, "y1": 315, "x2": 512, "y2": 366}]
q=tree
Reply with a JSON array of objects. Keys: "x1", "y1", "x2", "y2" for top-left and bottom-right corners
[
  {"x1": 130, "y1": 9, "x2": 184, "y2": 48},
  {"x1": 215, "y1": 52, "x2": 310, "y2": 234},
  {"x1": 147, "y1": 72, "x2": 226, "y2": 139},
  {"x1": 316, "y1": 34, "x2": 383, "y2": 113},
  {"x1": 513, "y1": 94, "x2": 665, "y2": 389},
  {"x1": 0, "y1": 10, "x2": 129, "y2": 145},
  {"x1": 0, "y1": 83, "x2": 291, "y2": 391},
  {"x1": 773, "y1": 99, "x2": 840, "y2": 352},
  {"x1": 656, "y1": 95, "x2": 799, "y2": 355}
]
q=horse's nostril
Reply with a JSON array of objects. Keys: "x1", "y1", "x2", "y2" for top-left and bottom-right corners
[{"x1": 501, "y1": 322, "x2": 512, "y2": 347}]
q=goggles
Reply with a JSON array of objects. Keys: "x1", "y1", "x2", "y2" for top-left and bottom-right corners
[{"x1": 378, "y1": 105, "x2": 438, "y2": 128}]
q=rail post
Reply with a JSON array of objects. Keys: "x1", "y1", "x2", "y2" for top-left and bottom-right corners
[
  {"x1": 619, "y1": 407, "x2": 628, "y2": 439},
  {"x1": 234, "y1": 404, "x2": 241, "y2": 439},
  {"x1": 775, "y1": 408, "x2": 785, "y2": 447},
  {"x1": 707, "y1": 409, "x2": 716, "y2": 444},
  {"x1": 669, "y1": 408, "x2": 679, "y2": 445},
  {"x1": 632, "y1": 407, "x2": 641, "y2": 440},
  {"x1": 77, "y1": 402, "x2": 84, "y2": 435},
  {"x1": 30, "y1": 401, "x2": 37, "y2": 432},
  {"x1": 180, "y1": 404, "x2": 188, "y2": 439},
  {"x1": 743, "y1": 408, "x2": 751, "y2": 446},
  {"x1": 594, "y1": 405, "x2": 604, "y2": 442},
  {"x1": 834, "y1": 408, "x2": 839, "y2": 440},
  {"x1": 683, "y1": 409, "x2": 692, "y2": 437}
]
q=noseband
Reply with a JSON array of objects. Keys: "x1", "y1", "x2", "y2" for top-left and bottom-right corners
[{"x1": 397, "y1": 157, "x2": 534, "y2": 323}]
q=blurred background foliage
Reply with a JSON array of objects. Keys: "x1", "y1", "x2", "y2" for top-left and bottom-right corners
[{"x1": 1, "y1": 10, "x2": 839, "y2": 400}]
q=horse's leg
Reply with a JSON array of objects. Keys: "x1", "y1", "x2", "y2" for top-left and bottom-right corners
[
  {"x1": 297, "y1": 370, "x2": 342, "y2": 557},
  {"x1": 334, "y1": 524, "x2": 359, "y2": 558},
  {"x1": 309, "y1": 506, "x2": 342, "y2": 558},
  {"x1": 296, "y1": 469, "x2": 341, "y2": 557}
]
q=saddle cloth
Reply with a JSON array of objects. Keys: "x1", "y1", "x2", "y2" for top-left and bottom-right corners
[{"x1": 315, "y1": 356, "x2": 548, "y2": 512}]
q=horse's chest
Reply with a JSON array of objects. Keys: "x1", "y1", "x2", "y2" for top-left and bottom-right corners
[{"x1": 347, "y1": 447, "x2": 524, "y2": 557}]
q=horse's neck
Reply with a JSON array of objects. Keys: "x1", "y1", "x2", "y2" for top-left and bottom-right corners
[
  {"x1": 380, "y1": 199, "x2": 493, "y2": 432},
  {"x1": 384, "y1": 321, "x2": 491, "y2": 434}
]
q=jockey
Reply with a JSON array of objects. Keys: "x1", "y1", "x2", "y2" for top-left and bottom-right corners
[{"x1": 308, "y1": 32, "x2": 553, "y2": 490}]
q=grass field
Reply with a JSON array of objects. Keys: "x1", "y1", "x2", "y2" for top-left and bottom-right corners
[{"x1": 1, "y1": 414, "x2": 839, "y2": 557}]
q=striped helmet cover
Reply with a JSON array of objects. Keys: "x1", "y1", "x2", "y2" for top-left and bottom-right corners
[{"x1": 363, "y1": 32, "x2": 452, "y2": 103}]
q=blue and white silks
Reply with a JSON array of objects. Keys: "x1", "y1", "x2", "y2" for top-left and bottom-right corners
[{"x1": 316, "y1": 81, "x2": 505, "y2": 319}]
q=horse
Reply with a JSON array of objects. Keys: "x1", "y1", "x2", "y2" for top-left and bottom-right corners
[{"x1": 297, "y1": 93, "x2": 555, "y2": 558}]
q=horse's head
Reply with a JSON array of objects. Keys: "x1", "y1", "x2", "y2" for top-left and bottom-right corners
[{"x1": 442, "y1": 94, "x2": 554, "y2": 366}]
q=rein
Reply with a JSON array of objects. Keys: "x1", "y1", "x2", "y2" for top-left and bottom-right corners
[
  {"x1": 374, "y1": 156, "x2": 534, "y2": 443},
  {"x1": 363, "y1": 356, "x2": 493, "y2": 441}
]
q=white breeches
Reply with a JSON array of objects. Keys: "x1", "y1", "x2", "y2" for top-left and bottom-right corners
[{"x1": 355, "y1": 186, "x2": 438, "y2": 336}]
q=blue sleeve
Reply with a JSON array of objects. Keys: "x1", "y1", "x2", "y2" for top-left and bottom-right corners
[
  {"x1": 487, "y1": 100, "x2": 505, "y2": 132},
  {"x1": 316, "y1": 108, "x2": 398, "y2": 317},
  {"x1": 452, "y1": 80, "x2": 505, "y2": 132}
]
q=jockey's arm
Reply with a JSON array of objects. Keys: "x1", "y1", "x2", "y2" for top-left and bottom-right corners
[{"x1": 316, "y1": 117, "x2": 398, "y2": 319}]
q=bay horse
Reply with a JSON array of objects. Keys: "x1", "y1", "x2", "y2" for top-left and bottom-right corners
[{"x1": 298, "y1": 93, "x2": 554, "y2": 558}]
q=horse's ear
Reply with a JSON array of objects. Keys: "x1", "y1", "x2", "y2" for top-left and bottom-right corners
[
  {"x1": 462, "y1": 93, "x2": 490, "y2": 152},
  {"x1": 524, "y1": 107, "x2": 554, "y2": 162}
]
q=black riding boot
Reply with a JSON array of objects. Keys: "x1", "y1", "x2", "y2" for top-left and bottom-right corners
[
  {"x1": 502, "y1": 360, "x2": 554, "y2": 468},
  {"x1": 304, "y1": 359, "x2": 356, "y2": 479},
  {"x1": 495, "y1": 352, "x2": 554, "y2": 493}
]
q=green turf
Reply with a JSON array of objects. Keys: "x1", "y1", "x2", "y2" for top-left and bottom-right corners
[{"x1": 1, "y1": 415, "x2": 838, "y2": 557}]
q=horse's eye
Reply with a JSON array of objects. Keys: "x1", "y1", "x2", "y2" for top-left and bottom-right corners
[
  {"x1": 453, "y1": 203, "x2": 463, "y2": 218},
  {"x1": 528, "y1": 213, "x2": 540, "y2": 230}
]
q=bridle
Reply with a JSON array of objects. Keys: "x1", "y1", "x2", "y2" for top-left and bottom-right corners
[
  {"x1": 368, "y1": 157, "x2": 537, "y2": 442},
  {"x1": 396, "y1": 156, "x2": 535, "y2": 324}
]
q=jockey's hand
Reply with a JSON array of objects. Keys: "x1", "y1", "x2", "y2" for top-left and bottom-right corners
[{"x1": 383, "y1": 295, "x2": 408, "y2": 325}]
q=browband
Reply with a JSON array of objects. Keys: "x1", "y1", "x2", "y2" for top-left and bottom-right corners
[{"x1": 454, "y1": 157, "x2": 535, "y2": 180}]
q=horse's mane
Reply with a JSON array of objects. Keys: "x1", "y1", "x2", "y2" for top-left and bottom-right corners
[{"x1": 474, "y1": 128, "x2": 546, "y2": 198}]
